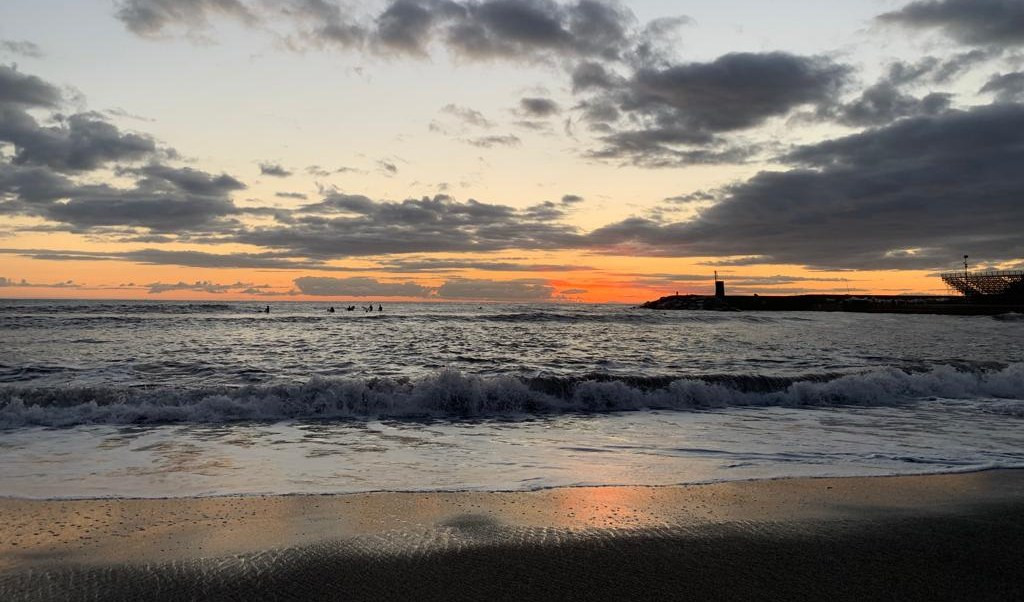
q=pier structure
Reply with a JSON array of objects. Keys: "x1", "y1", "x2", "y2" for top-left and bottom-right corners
[{"x1": 939, "y1": 270, "x2": 1024, "y2": 299}]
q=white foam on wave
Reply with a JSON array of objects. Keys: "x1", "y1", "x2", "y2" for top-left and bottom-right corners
[{"x1": 1, "y1": 363, "x2": 1022, "y2": 427}]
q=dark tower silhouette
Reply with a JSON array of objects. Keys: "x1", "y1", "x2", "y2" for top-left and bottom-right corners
[{"x1": 714, "y1": 271, "x2": 725, "y2": 298}]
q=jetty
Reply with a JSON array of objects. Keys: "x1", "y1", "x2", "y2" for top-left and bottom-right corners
[{"x1": 642, "y1": 269, "x2": 1024, "y2": 316}]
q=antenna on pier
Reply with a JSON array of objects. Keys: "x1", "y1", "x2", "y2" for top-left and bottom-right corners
[{"x1": 964, "y1": 255, "x2": 969, "y2": 278}]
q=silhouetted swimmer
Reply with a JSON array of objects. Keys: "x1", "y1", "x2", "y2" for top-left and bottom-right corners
[
  {"x1": 264, "y1": 305, "x2": 270, "y2": 314},
  {"x1": 378, "y1": 304, "x2": 382, "y2": 311},
  {"x1": 328, "y1": 307, "x2": 335, "y2": 313}
]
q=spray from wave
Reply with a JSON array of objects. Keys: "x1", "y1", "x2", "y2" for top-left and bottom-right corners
[{"x1": 1, "y1": 363, "x2": 1022, "y2": 427}]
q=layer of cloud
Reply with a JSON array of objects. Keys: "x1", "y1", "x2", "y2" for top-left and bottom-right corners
[
  {"x1": 981, "y1": 72, "x2": 1024, "y2": 102},
  {"x1": 580, "y1": 52, "x2": 850, "y2": 166},
  {"x1": 0, "y1": 276, "x2": 80, "y2": 288},
  {"x1": 116, "y1": 0, "x2": 645, "y2": 64},
  {"x1": 586, "y1": 103, "x2": 1024, "y2": 269},
  {"x1": 293, "y1": 276, "x2": 431, "y2": 297},
  {"x1": 435, "y1": 277, "x2": 554, "y2": 300},
  {"x1": 244, "y1": 193, "x2": 583, "y2": 258},
  {"x1": 878, "y1": 0, "x2": 1024, "y2": 47},
  {"x1": 146, "y1": 279, "x2": 268, "y2": 294}
]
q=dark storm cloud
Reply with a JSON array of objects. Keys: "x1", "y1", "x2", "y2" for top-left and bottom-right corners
[
  {"x1": 519, "y1": 96, "x2": 560, "y2": 116},
  {"x1": 435, "y1": 277, "x2": 554, "y2": 300},
  {"x1": 293, "y1": 276, "x2": 432, "y2": 297},
  {"x1": 878, "y1": 0, "x2": 1024, "y2": 47},
  {"x1": 981, "y1": 72, "x2": 1024, "y2": 102},
  {"x1": 0, "y1": 41, "x2": 44, "y2": 59},
  {"x1": 234, "y1": 193, "x2": 582, "y2": 258},
  {"x1": 0, "y1": 65, "x2": 62, "y2": 107},
  {"x1": 114, "y1": 0, "x2": 257, "y2": 37},
  {"x1": 580, "y1": 52, "x2": 850, "y2": 166},
  {"x1": 259, "y1": 162, "x2": 293, "y2": 177},
  {"x1": 584, "y1": 103, "x2": 1024, "y2": 270}
]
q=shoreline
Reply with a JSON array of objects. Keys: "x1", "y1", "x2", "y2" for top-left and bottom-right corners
[
  {"x1": 3, "y1": 470, "x2": 1024, "y2": 600},
  {"x1": 1, "y1": 464, "x2": 1019, "y2": 502}
]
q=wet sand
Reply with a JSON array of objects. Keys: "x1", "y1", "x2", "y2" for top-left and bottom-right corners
[{"x1": 2, "y1": 470, "x2": 1023, "y2": 600}]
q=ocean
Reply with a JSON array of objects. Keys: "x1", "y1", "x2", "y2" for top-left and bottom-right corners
[{"x1": 1, "y1": 299, "x2": 1022, "y2": 499}]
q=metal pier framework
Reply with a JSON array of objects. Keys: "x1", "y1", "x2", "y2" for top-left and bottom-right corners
[{"x1": 940, "y1": 270, "x2": 1024, "y2": 298}]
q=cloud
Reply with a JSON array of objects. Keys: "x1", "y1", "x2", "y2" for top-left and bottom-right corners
[
  {"x1": 116, "y1": 0, "x2": 654, "y2": 65},
  {"x1": 293, "y1": 275, "x2": 432, "y2": 297},
  {"x1": 0, "y1": 161, "x2": 245, "y2": 232},
  {"x1": 377, "y1": 159, "x2": 399, "y2": 174},
  {"x1": 981, "y1": 72, "x2": 1024, "y2": 102},
  {"x1": 580, "y1": 52, "x2": 849, "y2": 166},
  {"x1": 0, "y1": 276, "x2": 80, "y2": 288},
  {"x1": 1, "y1": 69, "x2": 162, "y2": 173},
  {"x1": 519, "y1": 96, "x2": 560, "y2": 116},
  {"x1": 878, "y1": 0, "x2": 1024, "y2": 47},
  {"x1": 0, "y1": 65, "x2": 61, "y2": 107},
  {"x1": 275, "y1": 191, "x2": 308, "y2": 199},
  {"x1": 560, "y1": 194, "x2": 583, "y2": 204},
  {"x1": 559, "y1": 288, "x2": 587, "y2": 295},
  {"x1": 378, "y1": 257, "x2": 593, "y2": 272},
  {"x1": 828, "y1": 83, "x2": 951, "y2": 126},
  {"x1": 465, "y1": 134, "x2": 521, "y2": 147},
  {"x1": 664, "y1": 190, "x2": 716, "y2": 204},
  {"x1": 435, "y1": 277, "x2": 554, "y2": 300},
  {"x1": 259, "y1": 162, "x2": 292, "y2": 177},
  {"x1": 585, "y1": 103, "x2": 1024, "y2": 269},
  {"x1": 146, "y1": 280, "x2": 268, "y2": 294},
  {"x1": 0, "y1": 40, "x2": 44, "y2": 59},
  {"x1": 440, "y1": 103, "x2": 493, "y2": 128},
  {"x1": 236, "y1": 193, "x2": 582, "y2": 258},
  {"x1": 0, "y1": 247, "x2": 353, "y2": 271},
  {"x1": 114, "y1": 0, "x2": 257, "y2": 37}
]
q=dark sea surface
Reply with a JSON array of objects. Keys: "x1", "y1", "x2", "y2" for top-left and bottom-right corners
[{"x1": 1, "y1": 299, "x2": 1022, "y2": 498}]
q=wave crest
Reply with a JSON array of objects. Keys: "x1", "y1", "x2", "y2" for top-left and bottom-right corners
[{"x1": 1, "y1": 363, "x2": 1022, "y2": 427}]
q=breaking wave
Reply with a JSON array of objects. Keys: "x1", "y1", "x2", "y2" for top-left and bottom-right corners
[{"x1": 1, "y1": 363, "x2": 1022, "y2": 427}]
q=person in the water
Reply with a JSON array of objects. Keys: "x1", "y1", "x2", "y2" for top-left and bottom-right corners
[
  {"x1": 328, "y1": 307, "x2": 335, "y2": 313},
  {"x1": 378, "y1": 304, "x2": 382, "y2": 311},
  {"x1": 264, "y1": 305, "x2": 270, "y2": 313}
]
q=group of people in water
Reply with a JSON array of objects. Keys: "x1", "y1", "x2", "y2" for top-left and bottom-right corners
[
  {"x1": 260, "y1": 304, "x2": 383, "y2": 314},
  {"x1": 327, "y1": 304, "x2": 382, "y2": 313}
]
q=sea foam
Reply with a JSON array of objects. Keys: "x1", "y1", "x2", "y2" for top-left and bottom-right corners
[{"x1": 1, "y1": 363, "x2": 1022, "y2": 427}]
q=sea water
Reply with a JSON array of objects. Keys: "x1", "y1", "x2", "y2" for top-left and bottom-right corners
[{"x1": 1, "y1": 300, "x2": 1022, "y2": 498}]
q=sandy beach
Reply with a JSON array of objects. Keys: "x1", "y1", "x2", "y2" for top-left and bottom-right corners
[{"x1": 2, "y1": 469, "x2": 1023, "y2": 600}]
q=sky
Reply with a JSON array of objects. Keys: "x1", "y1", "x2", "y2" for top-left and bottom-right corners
[{"x1": 1, "y1": 0, "x2": 1022, "y2": 302}]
